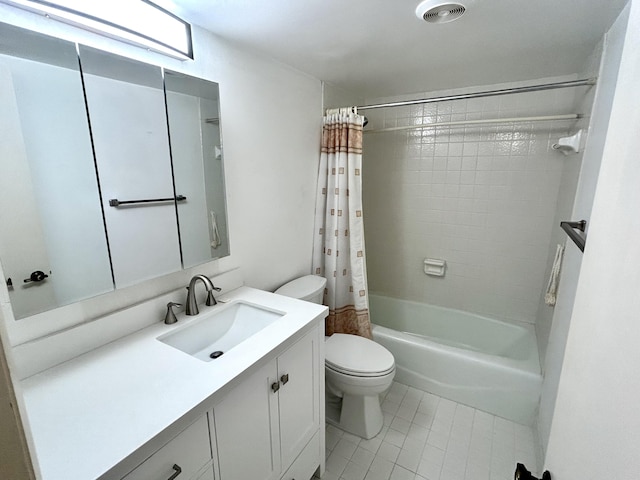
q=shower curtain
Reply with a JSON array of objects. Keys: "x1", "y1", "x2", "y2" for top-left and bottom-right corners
[{"x1": 312, "y1": 107, "x2": 372, "y2": 339}]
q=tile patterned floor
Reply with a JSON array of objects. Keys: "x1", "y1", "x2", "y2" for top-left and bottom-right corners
[{"x1": 315, "y1": 382, "x2": 539, "y2": 480}]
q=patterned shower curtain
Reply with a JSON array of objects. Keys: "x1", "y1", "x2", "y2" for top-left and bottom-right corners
[{"x1": 312, "y1": 107, "x2": 372, "y2": 339}]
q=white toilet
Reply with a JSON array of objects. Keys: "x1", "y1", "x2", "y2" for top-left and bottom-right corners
[{"x1": 275, "y1": 275, "x2": 396, "y2": 439}]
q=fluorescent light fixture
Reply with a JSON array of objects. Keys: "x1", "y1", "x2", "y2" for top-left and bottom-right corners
[{"x1": 1, "y1": 0, "x2": 193, "y2": 59}]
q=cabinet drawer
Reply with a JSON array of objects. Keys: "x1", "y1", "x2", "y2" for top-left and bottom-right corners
[
  {"x1": 123, "y1": 416, "x2": 211, "y2": 480},
  {"x1": 280, "y1": 431, "x2": 320, "y2": 480}
]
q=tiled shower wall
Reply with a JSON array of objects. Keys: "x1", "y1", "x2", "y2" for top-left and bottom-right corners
[{"x1": 362, "y1": 77, "x2": 587, "y2": 325}]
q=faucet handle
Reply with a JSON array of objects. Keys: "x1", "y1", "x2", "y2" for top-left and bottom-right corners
[
  {"x1": 205, "y1": 289, "x2": 219, "y2": 306},
  {"x1": 164, "y1": 302, "x2": 182, "y2": 325}
]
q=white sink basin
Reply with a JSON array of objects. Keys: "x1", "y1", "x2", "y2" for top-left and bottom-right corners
[{"x1": 157, "y1": 301, "x2": 285, "y2": 362}]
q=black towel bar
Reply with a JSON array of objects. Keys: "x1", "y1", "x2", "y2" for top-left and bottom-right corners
[{"x1": 109, "y1": 195, "x2": 187, "y2": 207}]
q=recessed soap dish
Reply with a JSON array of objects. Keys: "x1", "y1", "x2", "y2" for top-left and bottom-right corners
[{"x1": 424, "y1": 258, "x2": 446, "y2": 277}]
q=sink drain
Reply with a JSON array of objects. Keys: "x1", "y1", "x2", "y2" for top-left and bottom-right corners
[{"x1": 209, "y1": 351, "x2": 224, "y2": 359}]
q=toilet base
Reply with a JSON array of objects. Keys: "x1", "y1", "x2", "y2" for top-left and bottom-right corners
[
  {"x1": 325, "y1": 392, "x2": 384, "y2": 440},
  {"x1": 325, "y1": 392, "x2": 342, "y2": 425}
]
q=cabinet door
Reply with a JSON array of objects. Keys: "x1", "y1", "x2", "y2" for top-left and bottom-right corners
[
  {"x1": 280, "y1": 432, "x2": 320, "y2": 480},
  {"x1": 213, "y1": 360, "x2": 281, "y2": 480},
  {"x1": 277, "y1": 330, "x2": 319, "y2": 471}
]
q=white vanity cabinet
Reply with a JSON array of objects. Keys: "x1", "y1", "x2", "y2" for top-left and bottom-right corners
[
  {"x1": 212, "y1": 327, "x2": 321, "y2": 480},
  {"x1": 113, "y1": 323, "x2": 323, "y2": 480}
]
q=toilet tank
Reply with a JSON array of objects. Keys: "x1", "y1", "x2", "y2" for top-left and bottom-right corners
[{"x1": 274, "y1": 275, "x2": 326, "y2": 304}]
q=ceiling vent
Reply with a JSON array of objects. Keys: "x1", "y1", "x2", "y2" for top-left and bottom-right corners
[{"x1": 416, "y1": 1, "x2": 466, "y2": 24}]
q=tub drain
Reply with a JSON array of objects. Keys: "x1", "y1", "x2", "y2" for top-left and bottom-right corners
[{"x1": 209, "y1": 351, "x2": 224, "y2": 359}]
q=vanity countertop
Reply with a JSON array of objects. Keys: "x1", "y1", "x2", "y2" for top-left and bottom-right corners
[{"x1": 19, "y1": 286, "x2": 328, "y2": 480}]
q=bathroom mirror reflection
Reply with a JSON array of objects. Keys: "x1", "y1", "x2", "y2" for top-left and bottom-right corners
[
  {"x1": 80, "y1": 45, "x2": 183, "y2": 287},
  {"x1": 0, "y1": 23, "x2": 231, "y2": 320},
  {"x1": 164, "y1": 70, "x2": 230, "y2": 266},
  {"x1": 0, "y1": 24, "x2": 114, "y2": 319}
]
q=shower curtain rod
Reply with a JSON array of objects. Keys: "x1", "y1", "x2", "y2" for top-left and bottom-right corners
[
  {"x1": 356, "y1": 78, "x2": 596, "y2": 111},
  {"x1": 364, "y1": 113, "x2": 583, "y2": 134}
]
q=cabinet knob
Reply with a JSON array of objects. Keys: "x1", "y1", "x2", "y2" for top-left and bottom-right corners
[
  {"x1": 271, "y1": 381, "x2": 280, "y2": 393},
  {"x1": 167, "y1": 464, "x2": 182, "y2": 480},
  {"x1": 280, "y1": 373, "x2": 289, "y2": 385}
]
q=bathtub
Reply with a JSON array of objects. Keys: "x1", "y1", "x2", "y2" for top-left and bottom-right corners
[{"x1": 370, "y1": 294, "x2": 542, "y2": 425}]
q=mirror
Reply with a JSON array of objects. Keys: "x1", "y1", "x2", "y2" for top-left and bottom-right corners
[
  {"x1": 80, "y1": 45, "x2": 182, "y2": 288},
  {"x1": 0, "y1": 24, "x2": 113, "y2": 318},
  {"x1": 0, "y1": 24, "x2": 231, "y2": 320},
  {"x1": 164, "y1": 70, "x2": 230, "y2": 266}
]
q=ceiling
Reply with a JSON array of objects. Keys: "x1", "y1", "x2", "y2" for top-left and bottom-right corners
[{"x1": 162, "y1": 0, "x2": 628, "y2": 99}]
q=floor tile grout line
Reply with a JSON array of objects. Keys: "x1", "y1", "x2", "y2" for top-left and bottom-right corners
[{"x1": 319, "y1": 381, "x2": 538, "y2": 480}]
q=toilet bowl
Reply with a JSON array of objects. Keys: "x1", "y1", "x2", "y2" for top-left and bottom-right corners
[
  {"x1": 324, "y1": 333, "x2": 395, "y2": 439},
  {"x1": 275, "y1": 275, "x2": 396, "y2": 439}
]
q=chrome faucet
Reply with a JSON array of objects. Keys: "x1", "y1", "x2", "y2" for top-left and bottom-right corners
[{"x1": 185, "y1": 274, "x2": 221, "y2": 315}]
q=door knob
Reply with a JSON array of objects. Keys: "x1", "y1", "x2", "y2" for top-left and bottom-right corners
[{"x1": 23, "y1": 271, "x2": 48, "y2": 283}]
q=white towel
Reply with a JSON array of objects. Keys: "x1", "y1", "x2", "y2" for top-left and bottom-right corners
[
  {"x1": 545, "y1": 244, "x2": 565, "y2": 306},
  {"x1": 210, "y1": 211, "x2": 221, "y2": 249}
]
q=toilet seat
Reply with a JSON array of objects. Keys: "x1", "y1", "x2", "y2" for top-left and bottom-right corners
[
  {"x1": 326, "y1": 362, "x2": 395, "y2": 378},
  {"x1": 325, "y1": 333, "x2": 395, "y2": 377}
]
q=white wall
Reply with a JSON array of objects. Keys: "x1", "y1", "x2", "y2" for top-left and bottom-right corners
[
  {"x1": 544, "y1": 0, "x2": 640, "y2": 477},
  {"x1": 0, "y1": 5, "x2": 322, "y2": 348},
  {"x1": 219, "y1": 43, "x2": 322, "y2": 290},
  {"x1": 536, "y1": 3, "x2": 629, "y2": 457},
  {"x1": 362, "y1": 79, "x2": 584, "y2": 325}
]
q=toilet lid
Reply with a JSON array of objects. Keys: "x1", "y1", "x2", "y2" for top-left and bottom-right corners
[
  {"x1": 274, "y1": 275, "x2": 326, "y2": 300},
  {"x1": 325, "y1": 333, "x2": 395, "y2": 377}
]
